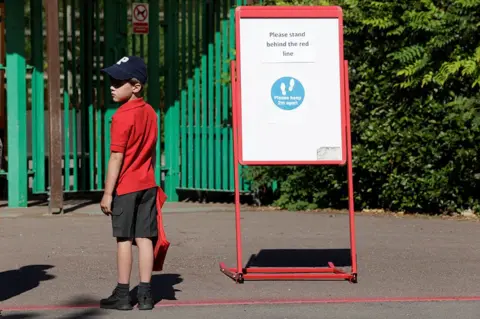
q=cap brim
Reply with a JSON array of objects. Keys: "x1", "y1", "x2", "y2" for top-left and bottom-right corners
[{"x1": 101, "y1": 64, "x2": 133, "y2": 81}]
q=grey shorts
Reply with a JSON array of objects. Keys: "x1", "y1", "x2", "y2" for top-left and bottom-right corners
[{"x1": 111, "y1": 187, "x2": 158, "y2": 238}]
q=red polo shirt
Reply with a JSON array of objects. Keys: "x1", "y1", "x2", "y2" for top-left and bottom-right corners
[{"x1": 110, "y1": 97, "x2": 157, "y2": 195}]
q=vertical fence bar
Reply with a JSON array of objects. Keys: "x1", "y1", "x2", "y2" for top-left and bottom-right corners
[
  {"x1": 195, "y1": 0, "x2": 200, "y2": 64},
  {"x1": 79, "y1": 0, "x2": 86, "y2": 190},
  {"x1": 172, "y1": 6, "x2": 181, "y2": 199},
  {"x1": 31, "y1": 0, "x2": 45, "y2": 193},
  {"x1": 194, "y1": 68, "x2": 201, "y2": 188},
  {"x1": 181, "y1": 0, "x2": 186, "y2": 87},
  {"x1": 163, "y1": 0, "x2": 170, "y2": 183},
  {"x1": 118, "y1": 1, "x2": 128, "y2": 57},
  {"x1": 222, "y1": 0, "x2": 228, "y2": 18},
  {"x1": 164, "y1": 0, "x2": 180, "y2": 199},
  {"x1": 221, "y1": 19, "x2": 229, "y2": 190},
  {"x1": 165, "y1": 1, "x2": 179, "y2": 200},
  {"x1": 181, "y1": 89, "x2": 187, "y2": 188},
  {"x1": 163, "y1": 0, "x2": 171, "y2": 190},
  {"x1": 187, "y1": 78, "x2": 194, "y2": 188},
  {"x1": 140, "y1": 35, "x2": 145, "y2": 58},
  {"x1": 80, "y1": 1, "x2": 94, "y2": 190},
  {"x1": 88, "y1": 1, "x2": 95, "y2": 191},
  {"x1": 104, "y1": 0, "x2": 114, "y2": 179},
  {"x1": 200, "y1": 56, "x2": 207, "y2": 189},
  {"x1": 214, "y1": 31, "x2": 221, "y2": 189},
  {"x1": 132, "y1": 32, "x2": 136, "y2": 55},
  {"x1": 207, "y1": 43, "x2": 214, "y2": 189},
  {"x1": 5, "y1": 0, "x2": 27, "y2": 207},
  {"x1": 95, "y1": 0, "x2": 103, "y2": 190},
  {"x1": 173, "y1": 97, "x2": 180, "y2": 189},
  {"x1": 63, "y1": 0, "x2": 70, "y2": 190},
  {"x1": 0, "y1": 3, "x2": 4, "y2": 176},
  {"x1": 188, "y1": 0, "x2": 193, "y2": 78},
  {"x1": 215, "y1": 0, "x2": 221, "y2": 33},
  {"x1": 71, "y1": 0, "x2": 78, "y2": 191},
  {"x1": 147, "y1": 0, "x2": 162, "y2": 186}
]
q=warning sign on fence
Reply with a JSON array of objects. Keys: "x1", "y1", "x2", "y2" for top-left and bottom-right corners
[{"x1": 132, "y1": 3, "x2": 149, "y2": 34}]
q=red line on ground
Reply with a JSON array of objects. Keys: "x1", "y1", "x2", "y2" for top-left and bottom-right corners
[{"x1": 3, "y1": 296, "x2": 480, "y2": 312}]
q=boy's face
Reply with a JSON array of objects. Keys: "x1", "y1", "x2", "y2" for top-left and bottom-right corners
[{"x1": 109, "y1": 77, "x2": 142, "y2": 103}]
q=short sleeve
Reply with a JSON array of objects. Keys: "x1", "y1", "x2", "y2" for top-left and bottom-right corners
[{"x1": 110, "y1": 116, "x2": 132, "y2": 153}]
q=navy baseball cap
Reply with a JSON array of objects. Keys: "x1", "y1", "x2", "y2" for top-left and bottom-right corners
[{"x1": 101, "y1": 56, "x2": 147, "y2": 85}]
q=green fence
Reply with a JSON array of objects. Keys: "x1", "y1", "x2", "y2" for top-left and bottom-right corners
[
  {"x1": 2, "y1": 0, "x2": 46, "y2": 206},
  {"x1": 2, "y1": 0, "x2": 262, "y2": 208},
  {"x1": 173, "y1": 0, "x2": 257, "y2": 197},
  {"x1": 60, "y1": 0, "x2": 164, "y2": 193}
]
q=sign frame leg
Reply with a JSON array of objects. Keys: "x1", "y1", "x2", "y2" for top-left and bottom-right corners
[
  {"x1": 344, "y1": 60, "x2": 358, "y2": 282},
  {"x1": 219, "y1": 61, "x2": 245, "y2": 283}
]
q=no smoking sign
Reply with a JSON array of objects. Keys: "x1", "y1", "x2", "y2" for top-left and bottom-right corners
[{"x1": 132, "y1": 3, "x2": 149, "y2": 34}]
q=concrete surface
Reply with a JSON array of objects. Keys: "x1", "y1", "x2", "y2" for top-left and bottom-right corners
[{"x1": 1, "y1": 204, "x2": 479, "y2": 318}]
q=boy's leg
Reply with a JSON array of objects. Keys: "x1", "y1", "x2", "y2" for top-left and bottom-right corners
[
  {"x1": 117, "y1": 238, "x2": 133, "y2": 284},
  {"x1": 134, "y1": 187, "x2": 158, "y2": 310},
  {"x1": 136, "y1": 238, "x2": 153, "y2": 283},
  {"x1": 100, "y1": 191, "x2": 139, "y2": 310}
]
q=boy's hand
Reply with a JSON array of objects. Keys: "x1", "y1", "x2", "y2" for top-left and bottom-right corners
[{"x1": 100, "y1": 194, "x2": 113, "y2": 215}]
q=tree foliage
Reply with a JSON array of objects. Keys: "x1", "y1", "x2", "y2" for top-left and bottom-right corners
[{"x1": 245, "y1": 0, "x2": 480, "y2": 213}]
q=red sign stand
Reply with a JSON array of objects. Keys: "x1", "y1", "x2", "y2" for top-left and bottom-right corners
[{"x1": 219, "y1": 6, "x2": 358, "y2": 284}]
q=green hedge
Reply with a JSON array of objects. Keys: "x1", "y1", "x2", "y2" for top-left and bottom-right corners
[{"x1": 245, "y1": 0, "x2": 480, "y2": 214}]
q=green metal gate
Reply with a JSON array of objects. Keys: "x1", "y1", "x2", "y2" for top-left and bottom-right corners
[
  {"x1": 1, "y1": 0, "x2": 46, "y2": 206},
  {"x1": 59, "y1": 0, "x2": 164, "y2": 194},
  {"x1": 169, "y1": 0, "x2": 260, "y2": 199},
  {"x1": 2, "y1": 0, "x2": 261, "y2": 208}
]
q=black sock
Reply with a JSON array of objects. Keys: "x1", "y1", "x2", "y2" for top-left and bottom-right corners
[
  {"x1": 116, "y1": 283, "x2": 130, "y2": 296},
  {"x1": 138, "y1": 282, "x2": 151, "y2": 295}
]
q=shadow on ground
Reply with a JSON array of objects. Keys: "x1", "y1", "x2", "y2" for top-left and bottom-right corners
[
  {"x1": 0, "y1": 266, "x2": 182, "y2": 314},
  {"x1": 245, "y1": 249, "x2": 352, "y2": 268},
  {"x1": 1, "y1": 296, "x2": 105, "y2": 318},
  {"x1": 0, "y1": 274, "x2": 183, "y2": 319},
  {"x1": 0, "y1": 266, "x2": 105, "y2": 318},
  {"x1": 0, "y1": 313, "x2": 41, "y2": 319},
  {"x1": 0, "y1": 265, "x2": 55, "y2": 302},
  {"x1": 130, "y1": 273, "x2": 183, "y2": 305}
]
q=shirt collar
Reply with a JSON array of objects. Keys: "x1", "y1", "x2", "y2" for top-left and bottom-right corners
[{"x1": 117, "y1": 97, "x2": 146, "y2": 113}]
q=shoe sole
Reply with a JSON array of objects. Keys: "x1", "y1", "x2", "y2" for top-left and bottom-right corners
[
  {"x1": 100, "y1": 304, "x2": 133, "y2": 311},
  {"x1": 138, "y1": 304, "x2": 154, "y2": 310}
]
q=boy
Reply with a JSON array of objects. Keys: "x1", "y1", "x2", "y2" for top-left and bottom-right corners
[{"x1": 99, "y1": 56, "x2": 158, "y2": 311}]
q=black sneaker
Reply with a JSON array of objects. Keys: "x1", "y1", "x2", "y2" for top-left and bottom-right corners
[
  {"x1": 137, "y1": 291, "x2": 154, "y2": 310},
  {"x1": 100, "y1": 287, "x2": 133, "y2": 310}
]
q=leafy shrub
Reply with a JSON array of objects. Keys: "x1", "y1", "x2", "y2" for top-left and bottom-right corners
[{"x1": 244, "y1": 0, "x2": 480, "y2": 213}]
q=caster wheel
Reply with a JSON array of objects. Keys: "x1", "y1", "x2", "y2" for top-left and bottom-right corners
[
  {"x1": 350, "y1": 273, "x2": 358, "y2": 283},
  {"x1": 235, "y1": 274, "x2": 244, "y2": 284}
]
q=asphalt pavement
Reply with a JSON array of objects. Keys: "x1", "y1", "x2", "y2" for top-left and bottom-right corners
[{"x1": 1, "y1": 205, "x2": 479, "y2": 318}]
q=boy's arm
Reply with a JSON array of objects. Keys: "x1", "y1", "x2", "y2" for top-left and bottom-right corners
[
  {"x1": 100, "y1": 117, "x2": 130, "y2": 215},
  {"x1": 152, "y1": 148, "x2": 156, "y2": 171},
  {"x1": 104, "y1": 152, "x2": 124, "y2": 196}
]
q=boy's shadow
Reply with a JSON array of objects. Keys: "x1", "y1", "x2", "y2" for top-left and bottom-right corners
[
  {"x1": 130, "y1": 273, "x2": 183, "y2": 305},
  {"x1": 0, "y1": 265, "x2": 55, "y2": 302}
]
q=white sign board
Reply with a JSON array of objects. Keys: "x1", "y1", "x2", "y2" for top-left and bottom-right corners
[
  {"x1": 235, "y1": 7, "x2": 346, "y2": 165},
  {"x1": 132, "y1": 3, "x2": 149, "y2": 34}
]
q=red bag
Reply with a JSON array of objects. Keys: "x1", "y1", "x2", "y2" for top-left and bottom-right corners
[{"x1": 152, "y1": 187, "x2": 170, "y2": 271}]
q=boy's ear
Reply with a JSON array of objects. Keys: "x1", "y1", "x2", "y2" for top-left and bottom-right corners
[{"x1": 132, "y1": 82, "x2": 143, "y2": 93}]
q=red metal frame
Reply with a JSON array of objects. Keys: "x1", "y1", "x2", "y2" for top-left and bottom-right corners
[{"x1": 220, "y1": 6, "x2": 357, "y2": 284}]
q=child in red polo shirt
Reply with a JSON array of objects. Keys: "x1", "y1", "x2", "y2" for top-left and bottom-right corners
[{"x1": 99, "y1": 56, "x2": 158, "y2": 311}]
